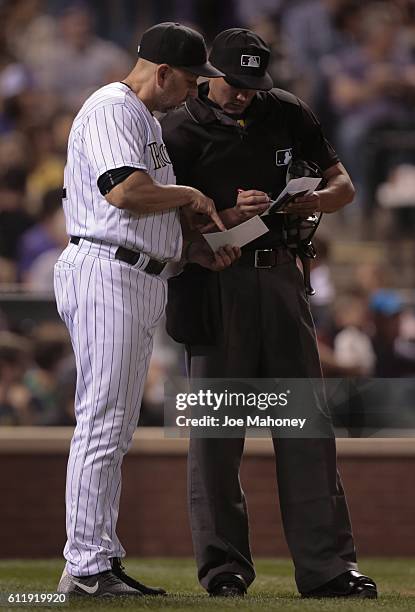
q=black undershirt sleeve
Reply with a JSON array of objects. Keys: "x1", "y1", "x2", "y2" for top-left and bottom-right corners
[{"x1": 97, "y1": 166, "x2": 139, "y2": 196}]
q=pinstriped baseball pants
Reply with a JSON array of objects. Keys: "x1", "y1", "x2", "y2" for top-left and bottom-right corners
[{"x1": 54, "y1": 240, "x2": 166, "y2": 577}]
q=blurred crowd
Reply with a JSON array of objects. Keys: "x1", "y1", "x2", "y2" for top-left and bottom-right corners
[
  {"x1": 0, "y1": 318, "x2": 177, "y2": 426},
  {"x1": 1, "y1": 0, "x2": 415, "y2": 426},
  {"x1": 310, "y1": 236, "x2": 415, "y2": 378}
]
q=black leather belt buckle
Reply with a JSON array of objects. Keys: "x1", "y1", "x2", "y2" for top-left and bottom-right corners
[{"x1": 254, "y1": 249, "x2": 275, "y2": 268}]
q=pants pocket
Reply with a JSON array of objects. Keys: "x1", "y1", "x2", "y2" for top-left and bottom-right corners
[{"x1": 54, "y1": 262, "x2": 77, "y2": 331}]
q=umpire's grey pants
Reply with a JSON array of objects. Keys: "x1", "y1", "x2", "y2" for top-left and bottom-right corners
[{"x1": 186, "y1": 259, "x2": 358, "y2": 594}]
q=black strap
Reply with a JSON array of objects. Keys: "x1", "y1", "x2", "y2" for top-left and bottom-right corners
[{"x1": 97, "y1": 167, "x2": 138, "y2": 195}]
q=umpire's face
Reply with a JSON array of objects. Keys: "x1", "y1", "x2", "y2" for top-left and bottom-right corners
[
  {"x1": 208, "y1": 77, "x2": 257, "y2": 115},
  {"x1": 156, "y1": 65, "x2": 199, "y2": 112}
]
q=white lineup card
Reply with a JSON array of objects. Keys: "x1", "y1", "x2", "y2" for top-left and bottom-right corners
[{"x1": 203, "y1": 215, "x2": 269, "y2": 251}]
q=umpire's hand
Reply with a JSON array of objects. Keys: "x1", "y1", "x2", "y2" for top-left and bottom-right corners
[
  {"x1": 187, "y1": 243, "x2": 241, "y2": 271},
  {"x1": 235, "y1": 189, "x2": 270, "y2": 220},
  {"x1": 285, "y1": 191, "x2": 321, "y2": 216},
  {"x1": 195, "y1": 189, "x2": 270, "y2": 233}
]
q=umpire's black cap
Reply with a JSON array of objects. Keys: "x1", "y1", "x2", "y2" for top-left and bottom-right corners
[
  {"x1": 138, "y1": 22, "x2": 224, "y2": 78},
  {"x1": 209, "y1": 29, "x2": 273, "y2": 90}
]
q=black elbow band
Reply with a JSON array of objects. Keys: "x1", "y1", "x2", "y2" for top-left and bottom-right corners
[{"x1": 97, "y1": 166, "x2": 138, "y2": 196}]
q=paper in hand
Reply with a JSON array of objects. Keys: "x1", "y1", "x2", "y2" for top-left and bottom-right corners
[
  {"x1": 263, "y1": 177, "x2": 322, "y2": 215},
  {"x1": 202, "y1": 215, "x2": 269, "y2": 251}
]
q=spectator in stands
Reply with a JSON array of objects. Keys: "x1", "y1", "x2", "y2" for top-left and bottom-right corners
[
  {"x1": 1, "y1": 0, "x2": 56, "y2": 76},
  {"x1": 0, "y1": 166, "x2": 33, "y2": 282},
  {"x1": 280, "y1": 0, "x2": 363, "y2": 115},
  {"x1": 25, "y1": 124, "x2": 64, "y2": 209},
  {"x1": 355, "y1": 261, "x2": 390, "y2": 296},
  {"x1": 332, "y1": 292, "x2": 375, "y2": 375},
  {"x1": 0, "y1": 331, "x2": 36, "y2": 425},
  {"x1": 24, "y1": 247, "x2": 65, "y2": 291},
  {"x1": 40, "y1": 2, "x2": 132, "y2": 109},
  {"x1": 0, "y1": 51, "x2": 33, "y2": 134},
  {"x1": 282, "y1": 0, "x2": 362, "y2": 75},
  {"x1": 173, "y1": 0, "x2": 239, "y2": 42},
  {"x1": 24, "y1": 322, "x2": 72, "y2": 424},
  {"x1": 369, "y1": 289, "x2": 415, "y2": 376},
  {"x1": 237, "y1": 0, "x2": 285, "y2": 27},
  {"x1": 310, "y1": 235, "x2": 335, "y2": 333},
  {"x1": 329, "y1": 2, "x2": 415, "y2": 209},
  {"x1": 0, "y1": 2, "x2": 59, "y2": 134},
  {"x1": 17, "y1": 187, "x2": 67, "y2": 287},
  {"x1": 51, "y1": 110, "x2": 75, "y2": 157},
  {"x1": 0, "y1": 131, "x2": 28, "y2": 169}
]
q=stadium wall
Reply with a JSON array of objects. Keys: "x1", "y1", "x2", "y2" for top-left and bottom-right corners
[{"x1": 0, "y1": 429, "x2": 414, "y2": 558}]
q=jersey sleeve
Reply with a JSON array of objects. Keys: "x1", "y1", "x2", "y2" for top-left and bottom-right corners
[
  {"x1": 83, "y1": 103, "x2": 148, "y2": 179},
  {"x1": 296, "y1": 99, "x2": 339, "y2": 172}
]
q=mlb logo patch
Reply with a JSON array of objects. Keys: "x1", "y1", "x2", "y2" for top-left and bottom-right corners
[
  {"x1": 276, "y1": 148, "x2": 293, "y2": 166},
  {"x1": 241, "y1": 55, "x2": 261, "y2": 68}
]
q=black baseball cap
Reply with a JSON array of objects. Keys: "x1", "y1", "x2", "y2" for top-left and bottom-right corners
[
  {"x1": 138, "y1": 22, "x2": 224, "y2": 78},
  {"x1": 209, "y1": 28, "x2": 273, "y2": 90}
]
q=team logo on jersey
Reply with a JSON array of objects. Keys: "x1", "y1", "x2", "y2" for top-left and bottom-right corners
[
  {"x1": 149, "y1": 142, "x2": 172, "y2": 170},
  {"x1": 276, "y1": 148, "x2": 293, "y2": 166},
  {"x1": 241, "y1": 55, "x2": 261, "y2": 68}
]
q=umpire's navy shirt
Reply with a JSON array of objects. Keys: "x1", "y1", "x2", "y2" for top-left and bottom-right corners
[{"x1": 161, "y1": 82, "x2": 339, "y2": 250}]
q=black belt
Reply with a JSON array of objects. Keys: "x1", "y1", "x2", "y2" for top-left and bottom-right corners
[
  {"x1": 237, "y1": 248, "x2": 293, "y2": 268},
  {"x1": 69, "y1": 237, "x2": 166, "y2": 275}
]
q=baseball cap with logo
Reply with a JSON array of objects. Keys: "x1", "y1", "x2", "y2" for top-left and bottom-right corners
[
  {"x1": 209, "y1": 28, "x2": 273, "y2": 90},
  {"x1": 138, "y1": 22, "x2": 224, "y2": 78}
]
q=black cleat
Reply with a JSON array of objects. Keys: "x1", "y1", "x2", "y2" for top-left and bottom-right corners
[
  {"x1": 57, "y1": 568, "x2": 142, "y2": 597},
  {"x1": 208, "y1": 573, "x2": 247, "y2": 597},
  {"x1": 110, "y1": 557, "x2": 167, "y2": 596},
  {"x1": 301, "y1": 570, "x2": 378, "y2": 599}
]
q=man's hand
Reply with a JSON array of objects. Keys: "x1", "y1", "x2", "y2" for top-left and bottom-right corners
[
  {"x1": 235, "y1": 189, "x2": 270, "y2": 221},
  {"x1": 186, "y1": 189, "x2": 226, "y2": 231},
  {"x1": 285, "y1": 192, "x2": 321, "y2": 216},
  {"x1": 188, "y1": 242, "x2": 241, "y2": 271},
  {"x1": 284, "y1": 163, "x2": 355, "y2": 215},
  {"x1": 197, "y1": 189, "x2": 270, "y2": 233}
]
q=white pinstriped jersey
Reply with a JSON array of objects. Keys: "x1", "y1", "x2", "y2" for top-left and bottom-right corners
[{"x1": 63, "y1": 81, "x2": 182, "y2": 261}]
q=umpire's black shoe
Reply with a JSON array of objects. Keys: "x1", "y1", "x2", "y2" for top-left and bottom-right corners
[
  {"x1": 57, "y1": 569, "x2": 142, "y2": 597},
  {"x1": 110, "y1": 557, "x2": 167, "y2": 596},
  {"x1": 301, "y1": 571, "x2": 378, "y2": 599},
  {"x1": 208, "y1": 573, "x2": 247, "y2": 597}
]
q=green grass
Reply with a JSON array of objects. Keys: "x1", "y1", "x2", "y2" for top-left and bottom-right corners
[{"x1": 0, "y1": 558, "x2": 414, "y2": 611}]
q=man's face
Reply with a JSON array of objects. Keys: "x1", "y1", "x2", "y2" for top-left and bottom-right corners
[
  {"x1": 157, "y1": 67, "x2": 198, "y2": 112},
  {"x1": 208, "y1": 78, "x2": 257, "y2": 115}
]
